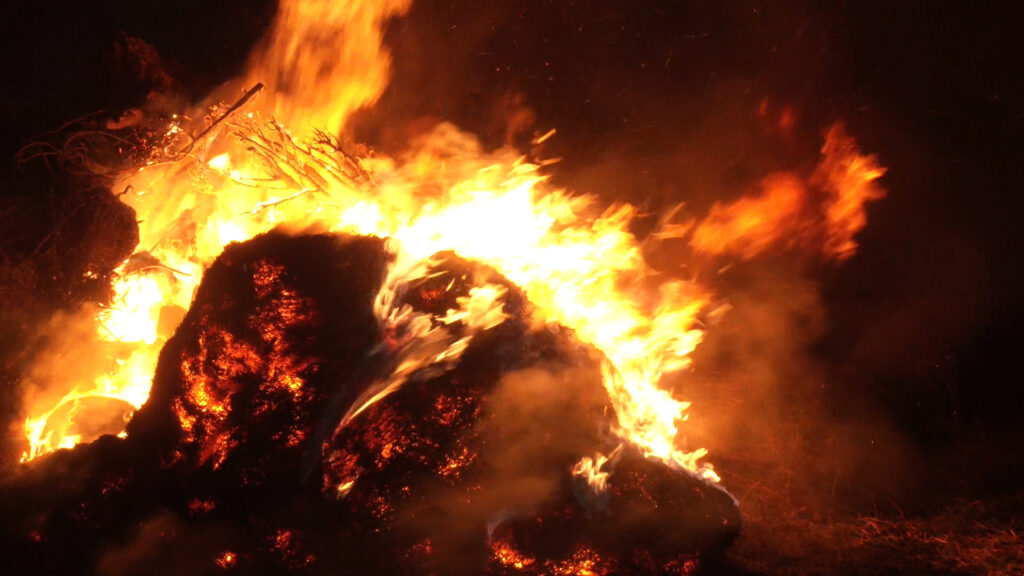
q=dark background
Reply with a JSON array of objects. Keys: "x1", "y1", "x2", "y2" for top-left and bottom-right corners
[{"x1": 2, "y1": 0, "x2": 1023, "y2": 571}]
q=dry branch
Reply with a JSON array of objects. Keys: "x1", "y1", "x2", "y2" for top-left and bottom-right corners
[
  {"x1": 13, "y1": 83, "x2": 267, "y2": 178},
  {"x1": 231, "y1": 118, "x2": 374, "y2": 213}
]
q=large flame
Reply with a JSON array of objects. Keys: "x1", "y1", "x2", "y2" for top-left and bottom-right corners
[{"x1": 18, "y1": 0, "x2": 884, "y2": 486}]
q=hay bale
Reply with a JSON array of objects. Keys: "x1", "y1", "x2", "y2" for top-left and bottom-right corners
[{"x1": 0, "y1": 231, "x2": 739, "y2": 575}]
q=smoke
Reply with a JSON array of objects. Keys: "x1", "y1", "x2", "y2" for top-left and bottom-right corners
[
  {"x1": 95, "y1": 512, "x2": 185, "y2": 576},
  {"x1": 95, "y1": 511, "x2": 236, "y2": 576},
  {"x1": 477, "y1": 364, "x2": 609, "y2": 507},
  {"x1": 393, "y1": 362, "x2": 608, "y2": 574},
  {"x1": 14, "y1": 307, "x2": 138, "y2": 459},
  {"x1": 675, "y1": 256, "x2": 919, "y2": 516}
]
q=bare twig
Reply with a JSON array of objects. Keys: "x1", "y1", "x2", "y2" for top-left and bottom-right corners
[
  {"x1": 174, "y1": 82, "x2": 264, "y2": 158},
  {"x1": 232, "y1": 118, "x2": 374, "y2": 203}
]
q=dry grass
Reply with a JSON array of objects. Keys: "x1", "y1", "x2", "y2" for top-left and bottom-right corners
[{"x1": 718, "y1": 463, "x2": 1024, "y2": 575}]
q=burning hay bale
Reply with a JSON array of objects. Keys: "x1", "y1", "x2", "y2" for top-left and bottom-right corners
[{"x1": 0, "y1": 231, "x2": 738, "y2": 574}]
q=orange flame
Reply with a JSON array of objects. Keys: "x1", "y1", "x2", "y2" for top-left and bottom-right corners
[
  {"x1": 816, "y1": 124, "x2": 888, "y2": 260},
  {"x1": 690, "y1": 174, "x2": 807, "y2": 260},
  {"x1": 690, "y1": 125, "x2": 885, "y2": 261}
]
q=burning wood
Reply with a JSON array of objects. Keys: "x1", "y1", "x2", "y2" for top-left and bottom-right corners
[{"x1": 0, "y1": 232, "x2": 739, "y2": 575}]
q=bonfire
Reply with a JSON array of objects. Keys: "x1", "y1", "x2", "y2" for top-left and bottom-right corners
[{"x1": 1, "y1": 1, "x2": 893, "y2": 574}]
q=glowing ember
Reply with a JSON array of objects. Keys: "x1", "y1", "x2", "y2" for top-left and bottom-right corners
[{"x1": 214, "y1": 551, "x2": 237, "y2": 569}]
